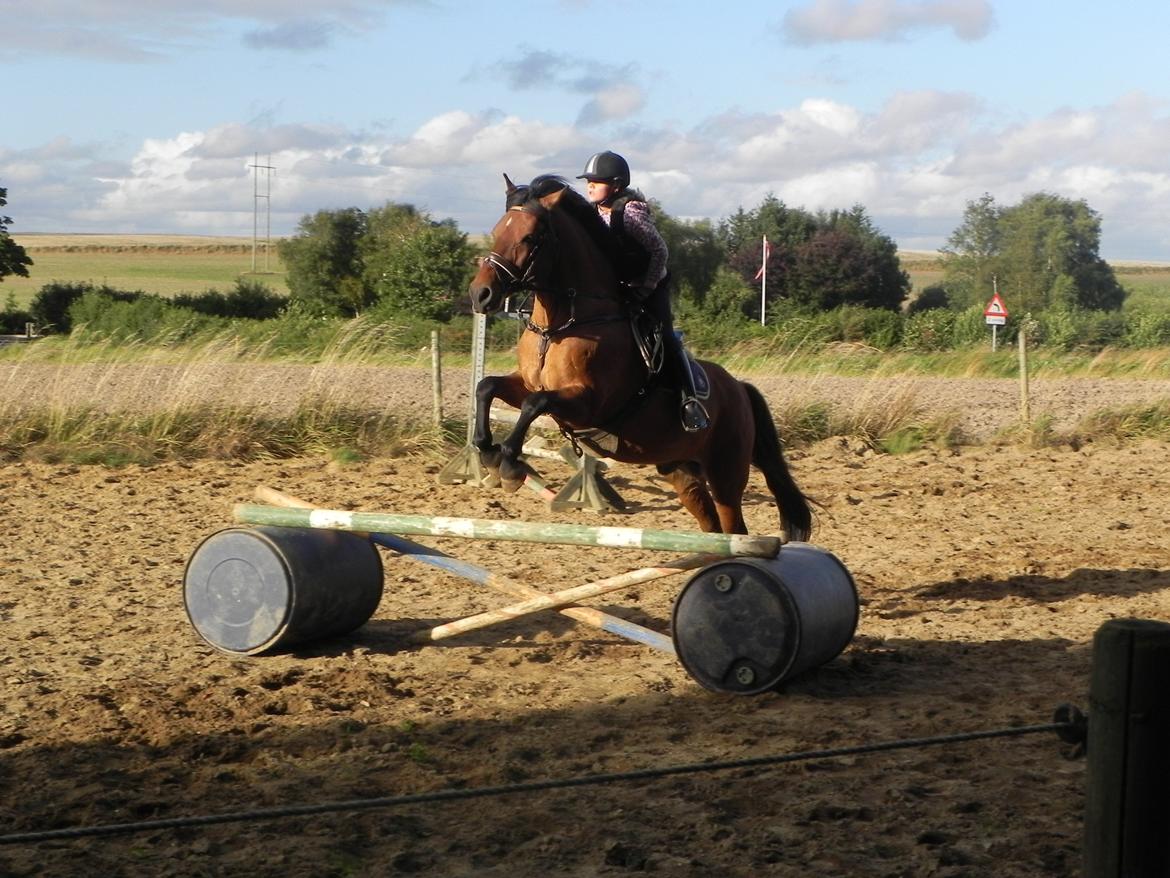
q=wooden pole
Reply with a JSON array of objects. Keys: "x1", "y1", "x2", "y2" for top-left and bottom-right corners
[
  {"x1": 431, "y1": 329, "x2": 443, "y2": 428},
  {"x1": 412, "y1": 552, "x2": 714, "y2": 643},
  {"x1": 232, "y1": 504, "x2": 783, "y2": 557},
  {"x1": 253, "y1": 486, "x2": 676, "y2": 654},
  {"x1": 759, "y1": 234, "x2": 768, "y2": 327},
  {"x1": 1083, "y1": 618, "x2": 1170, "y2": 876},
  {"x1": 1018, "y1": 319, "x2": 1031, "y2": 422}
]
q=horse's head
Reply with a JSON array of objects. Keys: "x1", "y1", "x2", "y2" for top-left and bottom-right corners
[{"x1": 468, "y1": 174, "x2": 568, "y2": 314}]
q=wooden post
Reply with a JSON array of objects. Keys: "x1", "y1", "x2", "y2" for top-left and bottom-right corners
[
  {"x1": 431, "y1": 329, "x2": 443, "y2": 428},
  {"x1": 1018, "y1": 319, "x2": 1031, "y2": 422},
  {"x1": 1083, "y1": 618, "x2": 1170, "y2": 876},
  {"x1": 411, "y1": 552, "x2": 714, "y2": 643}
]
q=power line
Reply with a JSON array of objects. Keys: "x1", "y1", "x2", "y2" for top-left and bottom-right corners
[{"x1": 249, "y1": 153, "x2": 275, "y2": 272}]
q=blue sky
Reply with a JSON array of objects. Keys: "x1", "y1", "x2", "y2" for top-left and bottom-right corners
[{"x1": 4, "y1": 0, "x2": 1170, "y2": 258}]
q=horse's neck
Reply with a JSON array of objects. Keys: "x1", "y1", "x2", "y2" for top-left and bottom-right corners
[{"x1": 534, "y1": 215, "x2": 622, "y2": 324}]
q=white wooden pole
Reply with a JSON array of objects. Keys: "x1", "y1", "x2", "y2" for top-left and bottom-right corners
[
  {"x1": 760, "y1": 234, "x2": 768, "y2": 326},
  {"x1": 1019, "y1": 318, "x2": 1031, "y2": 422},
  {"x1": 431, "y1": 329, "x2": 443, "y2": 427}
]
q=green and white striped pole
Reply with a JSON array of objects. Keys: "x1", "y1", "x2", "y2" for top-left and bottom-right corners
[{"x1": 232, "y1": 504, "x2": 782, "y2": 558}]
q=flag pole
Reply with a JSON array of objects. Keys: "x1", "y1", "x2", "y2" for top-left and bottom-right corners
[{"x1": 760, "y1": 234, "x2": 768, "y2": 326}]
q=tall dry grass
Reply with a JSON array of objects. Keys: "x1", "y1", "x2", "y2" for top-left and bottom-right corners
[
  {"x1": 3, "y1": 320, "x2": 1165, "y2": 465},
  {"x1": 767, "y1": 381, "x2": 964, "y2": 453},
  {"x1": 0, "y1": 324, "x2": 444, "y2": 465}
]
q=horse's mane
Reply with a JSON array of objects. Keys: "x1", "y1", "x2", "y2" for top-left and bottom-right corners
[{"x1": 510, "y1": 174, "x2": 623, "y2": 266}]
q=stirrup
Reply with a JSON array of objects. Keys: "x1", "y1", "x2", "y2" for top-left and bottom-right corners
[{"x1": 681, "y1": 397, "x2": 709, "y2": 432}]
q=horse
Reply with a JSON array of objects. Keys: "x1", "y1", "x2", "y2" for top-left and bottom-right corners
[{"x1": 466, "y1": 174, "x2": 812, "y2": 540}]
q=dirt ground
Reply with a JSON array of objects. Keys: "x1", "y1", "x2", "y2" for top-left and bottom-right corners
[{"x1": 2, "y1": 380, "x2": 1170, "y2": 876}]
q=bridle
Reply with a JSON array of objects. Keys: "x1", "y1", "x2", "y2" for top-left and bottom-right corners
[
  {"x1": 483, "y1": 200, "x2": 626, "y2": 368},
  {"x1": 482, "y1": 205, "x2": 554, "y2": 298}
]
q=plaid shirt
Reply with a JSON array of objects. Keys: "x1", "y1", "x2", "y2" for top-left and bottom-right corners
[{"x1": 600, "y1": 199, "x2": 669, "y2": 289}]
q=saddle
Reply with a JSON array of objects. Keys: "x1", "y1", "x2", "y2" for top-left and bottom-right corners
[{"x1": 629, "y1": 308, "x2": 710, "y2": 398}]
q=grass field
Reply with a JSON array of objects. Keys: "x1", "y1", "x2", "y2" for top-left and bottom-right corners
[
  {"x1": 4, "y1": 235, "x2": 1168, "y2": 314},
  {"x1": 3, "y1": 234, "x2": 289, "y2": 306}
]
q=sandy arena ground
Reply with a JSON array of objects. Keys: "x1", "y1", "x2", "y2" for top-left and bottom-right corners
[{"x1": 1, "y1": 370, "x2": 1170, "y2": 876}]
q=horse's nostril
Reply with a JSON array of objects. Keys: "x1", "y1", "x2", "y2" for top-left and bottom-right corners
[{"x1": 470, "y1": 285, "x2": 494, "y2": 313}]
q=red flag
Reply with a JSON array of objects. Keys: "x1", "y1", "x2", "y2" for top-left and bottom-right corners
[{"x1": 754, "y1": 238, "x2": 772, "y2": 281}]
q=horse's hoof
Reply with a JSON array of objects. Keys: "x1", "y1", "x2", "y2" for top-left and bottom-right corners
[
  {"x1": 500, "y1": 476, "x2": 525, "y2": 494},
  {"x1": 477, "y1": 447, "x2": 503, "y2": 485}
]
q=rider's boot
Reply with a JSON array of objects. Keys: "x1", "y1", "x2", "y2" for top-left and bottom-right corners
[{"x1": 670, "y1": 334, "x2": 709, "y2": 432}]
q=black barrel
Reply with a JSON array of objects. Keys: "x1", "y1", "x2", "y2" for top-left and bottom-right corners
[
  {"x1": 671, "y1": 542, "x2": 858, "y2": 695},
  {"x1": 184, "y1": 526, "x2": 384, "y2": 655}
]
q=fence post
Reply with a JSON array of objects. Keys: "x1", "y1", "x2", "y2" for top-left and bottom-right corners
[
  {"x1": 431, "y1": 329, "x2": 443, "y2": 428},
  {"x1": 1083, "y1": 618, "x2": 1170, "y2": 876}
]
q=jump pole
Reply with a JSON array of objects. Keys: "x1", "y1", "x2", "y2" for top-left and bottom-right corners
[
  {"x1": 410, "y1": 552, "x2": 715, "y2": 644},
  {"x1": 253, "y1": 487, "x2": 676, "y2": 654},
  {"x1": 232, "y1": 503, "x2": 782, "y2": 558}
]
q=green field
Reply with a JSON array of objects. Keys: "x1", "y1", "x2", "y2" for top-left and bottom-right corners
[
  {"x1": 4, "y1": 235, "x2": 1169, "y2": 314},
  {"x1": 3, "y1": 234, "x2": 289, "y2": 307}
]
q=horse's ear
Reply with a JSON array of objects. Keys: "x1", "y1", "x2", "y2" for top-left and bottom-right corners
[
  {"x1": 538, "y1": 185, "x2": 567, "y2": 209},
  {"x1": 503, "y1": 173, "x2": 517, "y2": 195}
]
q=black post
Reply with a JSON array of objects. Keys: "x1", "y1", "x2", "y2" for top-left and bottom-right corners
[{"x1": 1083, "y1": 618, "x2": 1170, "y2": 876}]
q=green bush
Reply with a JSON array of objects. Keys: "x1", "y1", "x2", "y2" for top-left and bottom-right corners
[
  {"x1": 172, "y1": 280, "x2": 287, "y2": 319},
  {"x1": 30, "y1": 282, "x2": 145, "y2": 334},
  {"x1": 1, "y1": 292, "x2": 33, "y2": 334},
  {"x1": 1123, "y1": 310, "x2": 1170, "y2": 348},
  {"x1": 901, "y1": 309, "x2": 955, "y2": 351},
  {"x1": 68, "y1": 292, "x2": 220, "y2": 343}
]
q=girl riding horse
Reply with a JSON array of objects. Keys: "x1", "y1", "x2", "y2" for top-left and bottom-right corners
[{"x1": 468, "y1": 174, "x2": 812, "y2": 540}]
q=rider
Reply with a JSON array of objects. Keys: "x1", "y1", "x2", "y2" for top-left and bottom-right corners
[{"x1": 577, "y1": 150, "x2": 709, "y2": 432}]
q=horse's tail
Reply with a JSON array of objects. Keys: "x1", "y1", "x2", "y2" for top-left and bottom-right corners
[{"x1": 744, "y1": 382, "x2": 813, "y2": 542}]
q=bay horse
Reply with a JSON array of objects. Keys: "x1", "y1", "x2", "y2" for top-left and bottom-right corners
[{"x1": 467, "y1": 174, "x2": 812, "y2": 540}]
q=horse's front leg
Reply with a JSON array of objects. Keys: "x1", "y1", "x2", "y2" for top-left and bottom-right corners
[
  {"x1": 495, "y1": 386, "x2": 596, "y2": 490},
  {"x1": 472, "y1": 372, "x2": 530, "y2": 487}
]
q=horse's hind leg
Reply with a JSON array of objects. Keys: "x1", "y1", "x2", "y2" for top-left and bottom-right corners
[
  {"x1": 657, "y1": 462, "x2": 721, "y2": 533},
  {"x1": 703, "y1": 453, "x2": 751, "y2": 535}
]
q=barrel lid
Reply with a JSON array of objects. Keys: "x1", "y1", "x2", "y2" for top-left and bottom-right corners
[
  {"x1": 671, "y1": 558, "x2": 800, "y2": 695},
  {"x1": 184, "y1": 528, "x2": 292, "y2": 654}
]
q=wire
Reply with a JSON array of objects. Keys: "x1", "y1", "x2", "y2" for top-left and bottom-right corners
[{"x1": 0, "y1": 721, "x2": 1069, "y2": 846}]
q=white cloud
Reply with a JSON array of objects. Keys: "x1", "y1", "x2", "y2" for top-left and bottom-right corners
[
  {"x1": 577, "y1": 84, "x2": 646, "y2": 126},
  {"x1": 782, "y1": 0, "x2": 994, "y2": 45},
  {"x1": 5, "y1": 91, "x2": 1170, "y2": 257},
  {"x1": 0, "y1": 0, "x2": 413, "y2": 61}
]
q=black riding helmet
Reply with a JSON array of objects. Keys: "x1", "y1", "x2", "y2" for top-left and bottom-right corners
[{"x1": 577, "y1": 151, "x2": 630, "y2": 189}]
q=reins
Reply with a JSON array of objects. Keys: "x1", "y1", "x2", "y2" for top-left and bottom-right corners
[{"x1": 489, "y1": 205, "x2": 626, "y2": 367}]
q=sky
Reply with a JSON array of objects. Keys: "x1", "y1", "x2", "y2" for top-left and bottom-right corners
[{"x1": 3, "y1": 0, "x2": 1170, "y2": 259}]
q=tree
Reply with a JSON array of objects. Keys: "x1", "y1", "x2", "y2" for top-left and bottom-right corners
[
  {"x1": 807, "y1": 206, "x2": 908, "y2": 311},
  {"x1": 721, "y1": 198, "x2": 907, "y2": 313},
  {"x1": 364, "y1": 207, "x2": 474, "y2": 322},
  {"x1": 940, "y1": 193, "x2": 1002, "y2": 309},
  {"x1": 677, "y1": 266, "x2": 756, "y2": 324},
  {"x1": 719, "y1": 196, "x2": 818, "y2": 316},
  {"x1": 0, "y1": 188, "x2": 33, "y2": 283},
  {"x1": 278, "y1": 208, "x2": 369, "y2": 316},
  {"x1": 941, "y1": 192, "x2": 1125, "y2": 312},
  {"x1": 652, "y1": 205, "x2": 724, "y2": 308}
]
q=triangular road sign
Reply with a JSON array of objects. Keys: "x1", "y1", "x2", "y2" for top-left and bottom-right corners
[{"x1": 984, "y1": 293, "x2": 1008, "y2": 318}]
